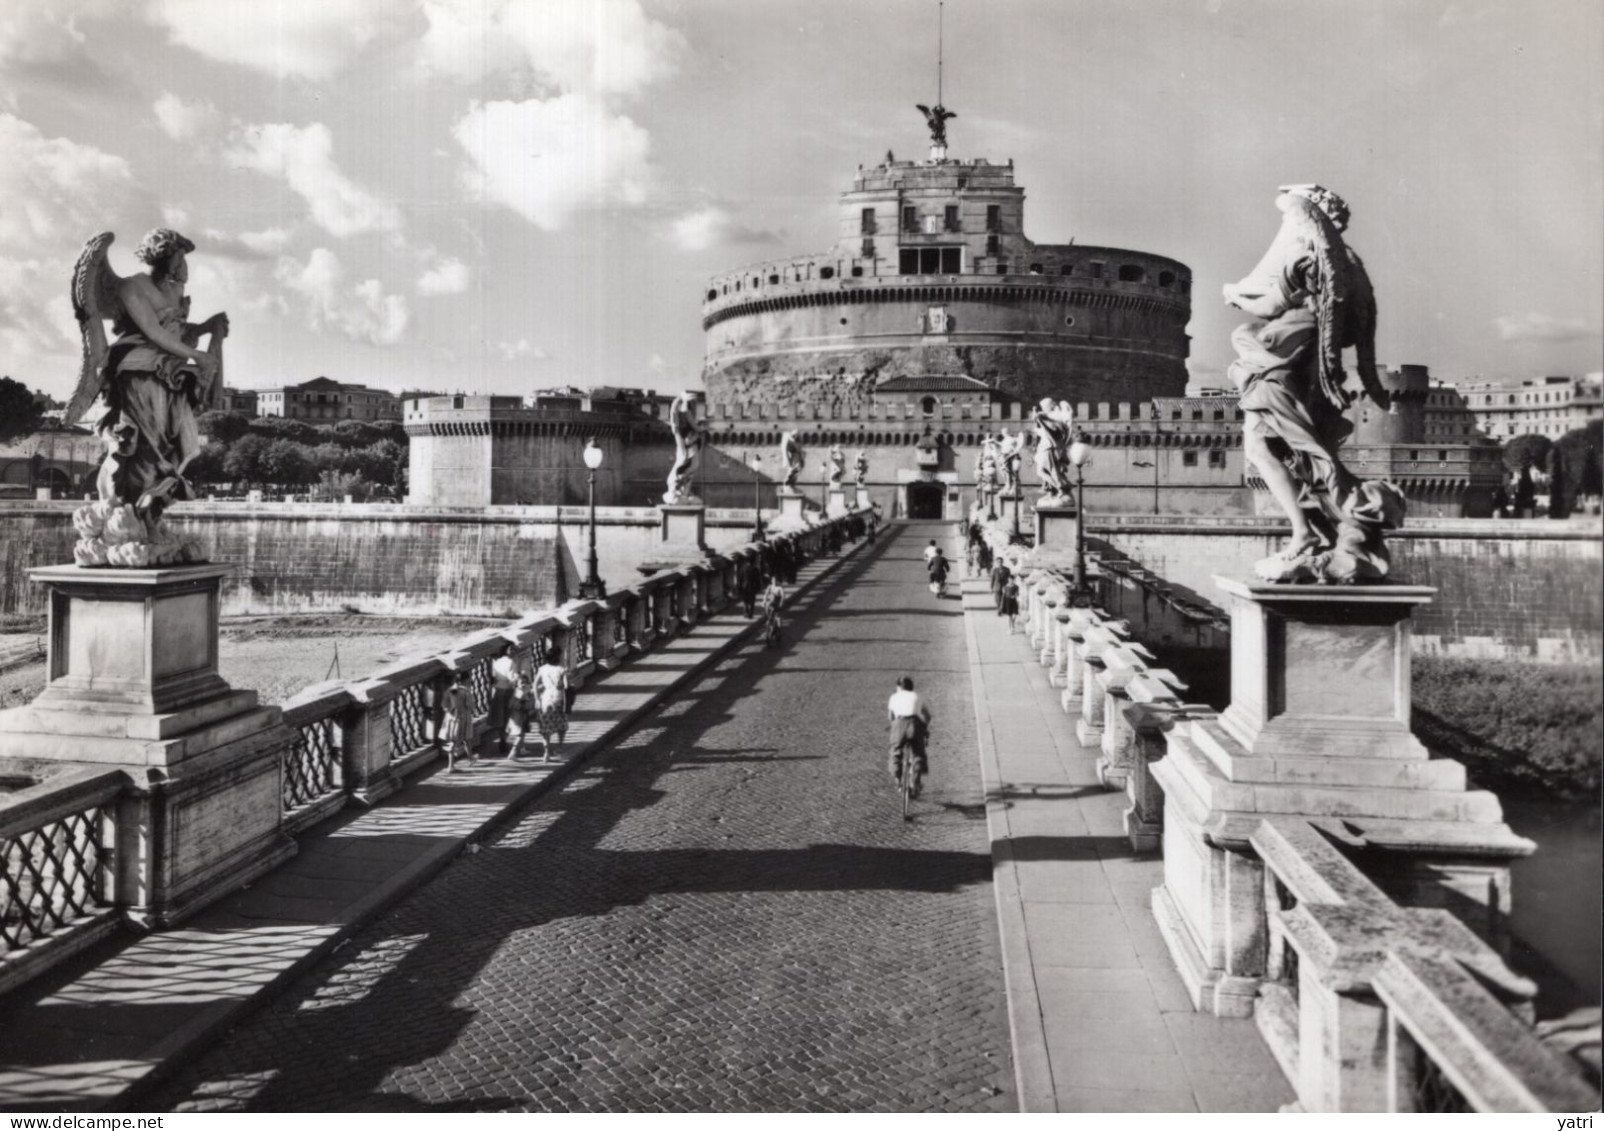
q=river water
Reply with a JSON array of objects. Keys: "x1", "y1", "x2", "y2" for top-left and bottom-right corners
[{"x1": 1503, "y1": 794, "x2": 1602, "y2": 1014}]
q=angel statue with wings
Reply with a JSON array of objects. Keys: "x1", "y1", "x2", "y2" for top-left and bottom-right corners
[
  {"x1": 998, "y1": 430, "x2": 1025, "y2": 497},
  {"x1": 1032, "y1": 398, "x2": 1076, "y2": 503},
  {"x1": 663, "y1": 390, "x2": 702, "y2": 505},
  {"x1": 65, "y1": 229, "x2": 227, "y2": 567},
  {"x1": 1225, "y1": 185, "x2": 1404, "y2": 584},
  {"x1": 854, "y1": 449, "x2": 869, "y2": 488},
  {"x1": 828, "y1": 443, "x2": 845, "y2": 487},
  {"x1": 779, "y1": 431, "x2": 804, "y2": 493},
  {"x1": 916, "y1": 103, "x2": 956, "y2": 149}
]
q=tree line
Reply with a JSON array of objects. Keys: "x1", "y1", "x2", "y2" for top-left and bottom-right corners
[{"x1": 191, "y1": 412, "x2": 408, "y2": 500}]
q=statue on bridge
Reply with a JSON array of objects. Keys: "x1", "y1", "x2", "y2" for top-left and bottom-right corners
[
  {"x1": 976, "y1": 436, "x2": 999, "y2": 508},
  {"x1": 663, "y1": 390, "x2": 702, "y2": 505},
  {"x1": 854, "y1": 449, "x2": 869, "y2": 487},
  {"x1": 828, "y1": 443, "x2": 846, "y2": 487},
  {"x1": 64, "y1": 228, "x2": 226, "y2": 567},
  {"x1": 998, "y1": 430, "x2": 1025, "y2": 497},
  {"x1": 779, "y1": 431, "x2": 804, "y2": 493},
  {"x1": 1032, "y1": 398, "x2": 1076, "y2": 504},
  {"x1": 1224, "y1": 185, "x2": 1404, "y2": 583}
]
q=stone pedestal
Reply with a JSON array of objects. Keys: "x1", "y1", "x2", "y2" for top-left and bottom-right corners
[
  {"x1": 639, "y1": 503, "x2": 710, "y2": 573},
  {"x1": 1032, "y1": 503, "x2": 1078, "y2": 552},
  {"x1": 0, "y1": 564, "x2": 295, "y2": 928},
  {"x1": 827, "y1": 486, "x2": 848, "y2": 516},
  {"x1": 1150, "y1": 577, "x2": 1532, "y2": 1017},
  {"x1": 768, "y1": 490, "x2": 810, "y2": 533},
  {"x1": 855, "y1": 485, "x2": 872, "y2": 510}
]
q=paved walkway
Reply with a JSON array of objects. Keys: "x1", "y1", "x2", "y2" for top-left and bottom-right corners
[
  {"x1": 959, "y1": 568, "x2": 1293, "y2": 1113},
  {"x1": 132, "y1": 522, "x2": 1011, "y2": 1113},
  {"x1": 0, "y1": 533, "x2": 879, "y2": 1111}
]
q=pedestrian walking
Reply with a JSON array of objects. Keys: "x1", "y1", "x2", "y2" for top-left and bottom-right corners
[
  {"x1": 990, "y1": 559, "x2": 1012, "y2": 612},
  {"x1": 927, "y1": 546, "x2": 950, "y2": 598},
  {"x1": 489, "y1": 643, "x2": 518, "y2": 757},
  {"x1": 532, "y1": 645, "x2": 570, "y2": 763},
  {"x1": 506, "y1": 671, "x2": 534, "y2": 759},
  {"x1": 922, "y1": 539, "x2": 939, "y2": 568},
  {"x1": 440, "y1": 671, "x2": 475, "y2": 773},
  {"x1": 1000, "y1": 574, "x2": 1021, "y2": 633},
  {"x1": 739, "y1": 559, "x2": 762, "y2": 617}
]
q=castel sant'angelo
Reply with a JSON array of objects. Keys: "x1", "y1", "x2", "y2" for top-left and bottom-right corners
[
  {"x1": 407, "y1": 101, "x2": 1496, "y2": 519},
  {"x1": 700, "y1": 110, "x2": 1192, "y2": 414}
]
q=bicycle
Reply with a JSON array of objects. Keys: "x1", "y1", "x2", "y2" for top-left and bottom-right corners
[
  {"x1": 763, "y1": 607, "x2": 782, "y2": 648},
  {"x1": 900, "y1": 750, "x2": 922, "y2": 821}
]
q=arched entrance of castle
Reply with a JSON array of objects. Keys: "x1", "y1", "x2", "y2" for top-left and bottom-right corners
[{"x1": 906, "y1": 481, "x2": 945, "y2": 520}]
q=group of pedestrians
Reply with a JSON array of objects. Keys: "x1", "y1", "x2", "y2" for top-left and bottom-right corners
[{"x1": 439, "y1": 641, "x2": 573, "y2": 772}]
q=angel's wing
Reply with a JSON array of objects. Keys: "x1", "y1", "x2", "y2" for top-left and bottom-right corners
[
  {"x1": 1344, "y1": 246, "x2": 1390, "y2": 411},
  {"x1": 916, "y1": 104, "x2": 931, "y2": 115},
  {"x1": 65, "y1": 232, "x2": 125, "y2": 426}
]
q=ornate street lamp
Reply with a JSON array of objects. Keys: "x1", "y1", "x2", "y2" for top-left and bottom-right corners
[
  {"x1": 748, "y1": 451, "x2": 764, "y2": 540},
  {"x1": 578, "y1": 439, "x2": 606, "y2": 599},
  {"x1": 1069, "y1": 436, "x2": 1091, "y2": 594},
  {"x1": 819, "y1": 462, "x2": 829, "y2": 513}
]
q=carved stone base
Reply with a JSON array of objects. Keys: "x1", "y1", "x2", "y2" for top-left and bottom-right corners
[
  {"x1": 827, "y1": 486, "x2": 848, "y2": 517},
  {"x1": 1149, "y1": 576, "x2": 1533, "y2": 1015},
  {"x1": 855, "y1": 486, "x2": 872, "y2": 510},
  {"x1": 0, "y1": 563, "x2": 296, "y2": 928}
]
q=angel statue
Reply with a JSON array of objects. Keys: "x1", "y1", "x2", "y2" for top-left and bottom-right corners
[
  {"x1": 998, "y1": 430, "x2": 1025, "y2": 497},
  {"x1": 828, "y1": 443, "x2": 846, "y2": 487},
  {"x1": 916, "y1": 103, "x2": 957, "y2": 149},
  {"x1": 65, "y1": 229, "x2": 227, "y2": 567},
  {"x1": 976, "y1": 436, "x2": 999, "y2": 506},
  {"x1": 1224, "y1": 185, "x2": 1404, "y2": 584},
  {"x1": 854, "y1": 449, "x2": 869, "y2": 488},
  {"x1": 779, "y1": 431, "x2": 804, "y2": 493},
  {"x1": 663, "y1": 390, "x2": 702, "y2": 505},
  {"x1": 1031, "y1": 398, "x2": 1076, "y2": 503}
]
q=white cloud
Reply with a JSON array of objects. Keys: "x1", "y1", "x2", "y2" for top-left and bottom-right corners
[
  {"x1": 0, "y1": 0, "x2": 106, "y2": 67},
  {"x1": 419, "y1": 0, "x2": 682, "y2": 97},
  {"x1": 0, "y1": 112, "x2": 157, "y2": 397},
  {"x1": 152, "y1": 91, "x2": 217, "y2": 142},
  {"x1": 276, "y1": 247, "x2": 409, "y2": 346},
  {"x1": 454, "y1": 95, "x2": 651, "y2": 230},
  {"x1": 497, "y1": 338, "x2": 550, "y2": 362},
  {"x1": 671, "y1": 206, "x2": 781, "y2": 251},
  {"x1": 1493, "y1": 313, "x2": 1596, "y2": 344},
  {"x1": 226, "y1": 122, "x2": 402, "y2": 238},
  {"x1": 417, "y1": 256, "x2": 470, "y2": 296},
  {"x1": 149, "y1": 0, "x2": 412, "y2": 81}
]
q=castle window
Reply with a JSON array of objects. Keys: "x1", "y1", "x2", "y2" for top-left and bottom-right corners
[
  {"x1": 986, "y1": 205, "x2": 1001, "y2": 233},
  {"x1": 921, "y1": 397, "x2": 937, "y2": 416},
  {"x1": 957, "y1": 176, "x2": 967, "y2": 190},
  {"x1": 1182, "y1": 450, "x2": 1198, "y2": 467},
  {"x1": 1213, "y1": 409, "x2": 1225, "y2": 420},
  {"x1": 861, "y1": 238, "x2": 874, "y2": 258},
  {"x1": 860, "y1": 208, "x2": 876, "y2": 235},
  {"x1": 1159, "y1": 270, "x2": 1176, "y2": 287},
  {"x1": 1118, "y1": 264, "x2": 1145, "y2": 283},
  {"x1": 1171, "y1": 409, "x2": 1182, "y2": 421},
  {"x1": 995, "y1": 263, "x2": 1007, "y2": 275},
  {"x1": 944, "y1": 204, "x2": 960, "y2": 232},
  {"x1": 820, "y1": 267, "x2": 834, "y2": 280},
  {"x1": 901, "y1": 247, "x2": 963, "y2": 275},
  {"x1": 1209, "y1": 449, "x2": 1227, "y2": 469},
  {"x1": 851, "y1": 266, "x2": 864, "y2": 277},
  {"x1": 1029, "y1": 264, "x2": 1043, "y2": 274},
  {"x1": 902, "y1": 205, "x2": 918, "y2": 233},
  {"x1": 1060, "y1": 264, "x2": 1073, "y2": 275},
  {"x1": 1090, "y1": 261, "x2": 1105, "y2": 279},
  {"x1": 707, "y1": 289, "x2": 717, "y2": 301},
  {"x1": 769, "y1": 274, "x2": 779, "y2": 285},
  {"x1": 1192, "y1": 409, "x2": 1203, "y2": 420}
]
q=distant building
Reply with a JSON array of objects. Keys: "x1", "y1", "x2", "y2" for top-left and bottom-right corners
[
  {"x1": 1449, "y1": 374, "x2": 1603, "y2": 440},
  {"x1": 259, "y1": 377, "x2": 401, "y2": 423},
  {"x1": 217, "y1": 385, "x2": 259, "y2": 416}
]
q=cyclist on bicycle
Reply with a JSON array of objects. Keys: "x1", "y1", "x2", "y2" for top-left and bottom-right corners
[
  {"x1": 759, "y1": 575, "x2": 786, "y2": 644},
  {"x1": 887, "y1": 676, "x2": 931, "y2": 792}
]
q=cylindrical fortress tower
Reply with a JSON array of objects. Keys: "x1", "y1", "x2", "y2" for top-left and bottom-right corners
[
  {"x1": 701, "y1": 145, "x2": 1192, "y2": 411},
  {"x1": 1348, "y1": 363, "x2": 1429, "y2": 444}
]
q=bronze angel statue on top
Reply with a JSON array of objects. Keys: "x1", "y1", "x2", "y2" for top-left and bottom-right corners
[
  {"x1": 65, "y1": 229, "x2": 227, "y2": 566},
  {"x1": 1224, "y1": 185, "x2": 1403, "y2": 583},
  {"x1": 916, "y1": 103, "x2": 956, "y2": 148}
]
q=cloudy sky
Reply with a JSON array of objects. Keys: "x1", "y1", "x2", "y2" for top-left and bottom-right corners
[{"x1": 2, "y1": 0, "x2": 1600, "y2": 405}]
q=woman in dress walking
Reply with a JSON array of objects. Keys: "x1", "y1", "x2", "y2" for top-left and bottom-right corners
[
  {"x1": 440, "y1": 671, "x2": 475, "y2": 772},
  {"x1": 1000, "y1": 574, "x2": 1022, "y2": 634},
  {"x1": 532, "y1": 644, "x2": 570, "y2": 763}
]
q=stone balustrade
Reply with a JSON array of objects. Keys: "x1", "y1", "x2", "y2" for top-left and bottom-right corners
[
  {"x1": 0, "y1": 511, "x2": 868, "y2": 996},
  {"x1": 1248, "y1": 817, "x2": 1596, "y2": 1112}
]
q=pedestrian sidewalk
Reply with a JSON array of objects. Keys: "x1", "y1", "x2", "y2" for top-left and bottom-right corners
[
  {"x1": 0, "y1": 541, "x2": 867, "y2": 1112},
  {"x1": 959, "y1": 574, "x2": 1293, "y2": 1113}
]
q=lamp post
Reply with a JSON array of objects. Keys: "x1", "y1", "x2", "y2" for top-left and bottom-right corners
[
  {"x1": 1069, "y1": 437, "x2": 1090, "y2": 593},
  {"x1": 819, "y1": 462, "x2": 829, "y2": 513},
  {"x1": 578, "y1": 439, "x2": 606, "y2": 599},
  {"x1": 748, "y1": 452, "x2": 764, "y2": 540}
]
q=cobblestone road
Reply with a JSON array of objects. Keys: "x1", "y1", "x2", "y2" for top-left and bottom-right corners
[{"x1": 149, "y1": 523, "x2": 1013, "y2": 1113}]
